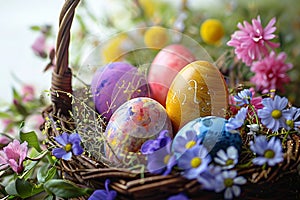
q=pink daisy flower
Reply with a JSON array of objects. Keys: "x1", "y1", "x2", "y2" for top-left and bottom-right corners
[
  {"x1": 31, "y1": 34, "x2": 47, "y2": 58},
  {"x1": 0, "y1": 140, "x2": 28, "y2": 174},
  {"x1": 21, "y1": 84, "x2": 35, "y2": 103},
  {"x1": 250, "y1": 51, "x2": 293, "y2": 93},
  {"x1": 227, "y1": 16, "x2": 279, "y2": 66}
]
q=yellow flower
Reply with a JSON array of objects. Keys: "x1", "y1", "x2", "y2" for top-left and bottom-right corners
[
  {"x1": 144, "y1": 26, "x2": 169, "y2": 49},
  {"x1": 138, "y1": 0, "x2": 155, "y2": 18},
  {"x1": 200, "y1": 19, "x2": 224, "y2": 45},
  {"x1": 102, "y1": 34, "x2": 127, "y2": 63}
]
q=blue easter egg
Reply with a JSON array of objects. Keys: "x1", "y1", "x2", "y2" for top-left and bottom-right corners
[{"x1": 172, "y1": 116, "x2": 242, "y2": 158}]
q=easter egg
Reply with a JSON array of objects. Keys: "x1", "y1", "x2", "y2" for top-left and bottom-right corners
[
  {"x1": 172, "y1": 116, "x2": 242, "y2": 158},
  {"x1": 104, "y1": 97, "x2": 173, "y2": 166},
  {"x1": 91, "y1": 62, "x2": 150, "y2": 121},
  {"x1": 166, "y1": 60, "x2": 228, "y2": 132},
  {"x1": 148, "y1": 44, "x2": 196, "y2": 106}
]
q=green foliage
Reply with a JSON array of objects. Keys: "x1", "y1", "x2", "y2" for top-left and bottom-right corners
[
  {"x1": 19, "y1": 128, "x2": 42, "y2": 152},
  {"x1": 44, "y1": 179, "x2": 93, "y2": 198},
  {"x1": 5, "y1": 179, "x2": 44, "y2": 199}
]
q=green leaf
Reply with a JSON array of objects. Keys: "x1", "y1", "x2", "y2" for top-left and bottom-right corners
[
  {"x1": 20, "y1": 160, "x2": 38, "y2": 180},
  {"x1": 44, "y1": 195, "x2": 54, "y2": 200},
  {"x1": 19, "y1": 130, "x2": 41, "y2": 152},
  {"x1": 5, "y1": 179, "x2": 44, "y2": 198},
  {"x1": 44, "y1": 179, "x2": 92, "y2": 198},
  {"x1": 20, "y1": 150, "x2": 50, "y2": 180},
  {"x1": 37, "y1": 165, "x2": 57, "y2": 184},
  {"x1": 12, "y1": 87, "x2": 22, "y2": 102},
  {"x1": 0, "y1": 112, "x2": 11, "y2": 118},
  {"x1": 30, "y1": 25, "x2": 41, "y2": 31}
]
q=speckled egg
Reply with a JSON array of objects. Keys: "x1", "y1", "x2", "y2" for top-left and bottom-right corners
[
  {"x1": 172, "y1": 116, "x2": 242, "y2": 158},
  {"x1": 148, "y1": 44, "x2": 196, "y2": 107},
  {"x1": 166, "y1": 60, "x2": 228, "y2": 132},
  {"x1": 104, "y1": 97, "x2": 173, "y2": 166},
  {"x1": 91, "y1": 62, "x2": 150, "y2": 121}
]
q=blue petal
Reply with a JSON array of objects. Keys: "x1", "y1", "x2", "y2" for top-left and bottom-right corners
[
  {"x1": 167, "y1": 193, "x2": 189, "y2": 200},
  {"x1": 163, "y1": 155, "x2": 177, "y2": 176},
  {"x1": 252, "y1": 157, "x2": 267, "y2": 165},
  {"x1": 72, "y1": 143, "x2": 84, "y2": 155},
  {"x1": 62, "y1": 152, "x2": 72, "y2": 160},
  {"x1": 88, "y1": 190, "x2": 108, "y2": 200},
  {"x1": 55, "y1": 132, "x2": 69, "y2": 146},
  {"x1": 158, "y1": 130, "x2": 169, "y2": 139},
  {"x1": 186, "y1": 130, "x2": 197, "y2": 141},
  {"x1": 69, "y1": 133, "x2": 82, "y2": 144},
  {"x1": 158, "y1": 137, "x2": 172, "y2": 149},
  {"x1": 107, "y1": 190, "x2": 117, "y2": 200},
  {"x1": 52, "y1": 148, "x2": 67, "y2": 159},
  {"x1": 277, "y1": 96, "x2": 288, "y2": 110},
  {"x1": 141, "y1": 140, "x2": 156, "y2": 154}
]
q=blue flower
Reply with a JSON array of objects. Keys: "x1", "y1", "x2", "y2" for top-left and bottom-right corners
[
  {"x1": 177, "y1": 145, "x2": 211, "y2": 179},
  {"x1": 234, "y1": 89, "x2": 252, "y2": 106},
  {"x1": 215, "y1": 170, "x2": 247, "y2": 199},
  {"x1": 284, "y1": 107, "x2": 300, "y2": 130},
  {"x1": 172, "y1": 130, "x2": 199, "y2": 155},
  {"x1": 226, "y1": 107, "x2": 248, "y2": 131},
  {"x1": 146, "y1": 142, "x2": 177, "y2": 175},
  {"x1": 258, "y1": 95, "x2": 289, "y2": 132},
  {"x1": 167, "y1": 193, "x2": 189, "y2": 200},
  {"x1": 141, "y1": 130, "x2": 171, "y2": 155},
  {"x1": 88, "y1": 179, "x2": 117, "y2": 200},
  {"x1": 250, "y1": 135, "x2": 283, "y2": 166},
  {"x1": 52, "y1": 132, "x2": 84, "y2": 160},
  {"x1": 197, "y1": 164, "x2": 222, "y2": 190},
  {"x1": 214, "y1": 146, "x2": 238, "y2": 169}
]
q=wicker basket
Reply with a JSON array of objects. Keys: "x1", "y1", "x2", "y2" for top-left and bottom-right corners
[{"x1": 42, "y1": 0, "x2": 300, "y2": 199}]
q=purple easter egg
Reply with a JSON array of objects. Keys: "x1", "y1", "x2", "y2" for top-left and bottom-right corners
[{"x1": 91, "y1": 62, "x2": 150, "y2": 121}]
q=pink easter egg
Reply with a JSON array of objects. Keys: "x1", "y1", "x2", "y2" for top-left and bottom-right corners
[{"x1": 148, "y1": 44, "x2": 196, "y2": 106}]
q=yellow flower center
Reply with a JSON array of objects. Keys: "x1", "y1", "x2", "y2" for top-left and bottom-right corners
[
  {"x1": 200, "y1": 19, "x2": 224, "y2": 45},
  {"x1": 286, "y1": 119, "x2": 294, "y2": 128},
  {"x1": 224, "y1": 178, "x2": 234, "y2": 187},
  {"x1": 185, "y1": 141, "x2": 196, "y2": 149},
  {"x1": 271, "y1": 109, "x2": 282, "y2": 119},
  {"x1": 164, "y1": 154, "x2": 171, "y2": 164},
  {"x1": 264, "y1": 149, "x2": 275, "y2": 159},
  {"x1": 65, "y1": 143, "x2": 72, "y2": 152},
  {"x1": 225, "y1": 159, "x2": 234, "y2": 166},
  {"x1": 190, "y1": 157, "x2": 202, "y2": 168}
]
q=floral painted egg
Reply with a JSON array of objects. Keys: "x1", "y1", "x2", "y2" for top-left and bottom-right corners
[
  {"x1": 171, "y1": 116, "x2": 242, "y2": 158},
  {"x1": 148, "y1": 44, "x2": 196, "y2": 106},
  {"x1": 91, "y1": 62, "x2": 150, "y2": 121},
  {"x1": 166, "y1": 60, "x2": 228, "y2": 132},
  {"x1": 104, "y1": 97, "x2": 173, "y2": 167}
]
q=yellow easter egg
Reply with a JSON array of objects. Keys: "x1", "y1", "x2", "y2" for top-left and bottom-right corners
[{"x1": 166, "y1": 60, "x2": 228, "y2": 132}]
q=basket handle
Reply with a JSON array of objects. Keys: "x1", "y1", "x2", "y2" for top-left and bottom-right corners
[{"x1": 51, "y1": 0, "x2": 80, "y2": 115}]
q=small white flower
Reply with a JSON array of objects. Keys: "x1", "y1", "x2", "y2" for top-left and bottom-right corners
[
  {"x1": 247, "y1": 124, "x2": 259, "y2": 135},
  {"x1": 215, "y1": 170, "x2": 247, "y2": 199},
  {"x1": 214, "y1": 146, "x2": 238, "y2": 169}
]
